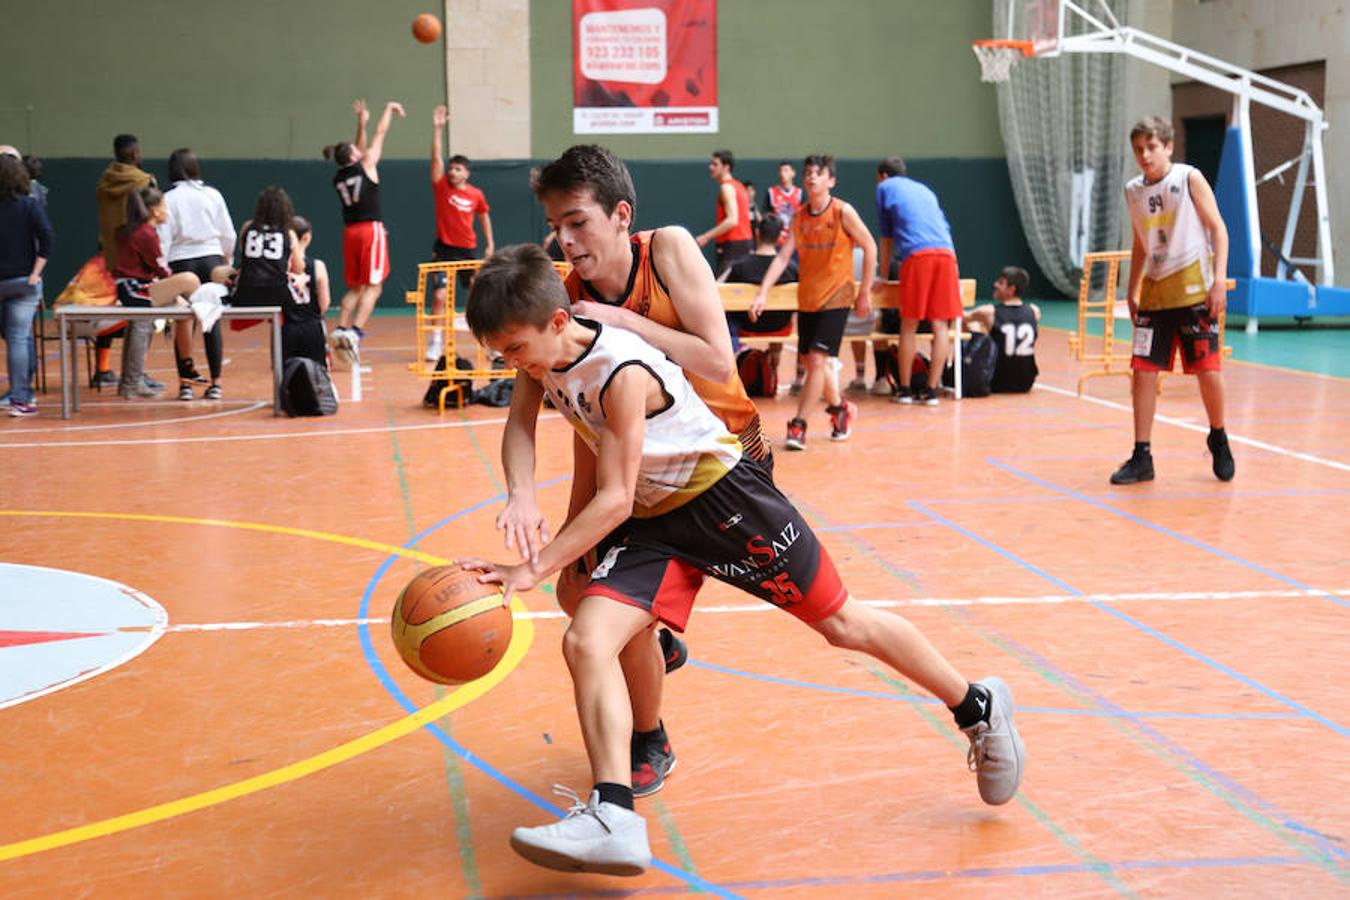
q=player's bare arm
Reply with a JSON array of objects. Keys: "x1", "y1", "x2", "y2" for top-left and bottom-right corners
[
  {"x1": 364, "y1": 100, "x2": 405, "y2": 176},
  {"x1": 751, "y1": 232, "x2": 797, "y2": 322},
  {"x1": 497, "y1": 373, "x2": 550, "y2": 562},
  {"x1": 840, "y1": 201, "x2": 876, "y2": 317},
  {"x1": 470, "y1": 365, "x2": 648, "y2": 603},
  {"x1": 480, "y1": 211, "x2": 495, "y2": 258},
  {"x1": 696, "y1": 182, "x2": 738, "y2": 247},
  {"x1": 352, "y1": 99, "x2": 369, "y2": 151},
  {"x1": 1188, "y1": 169, "x2": 1230, "y2": 317},
  {"x1": 430, "y1": 105, "x2": 447, "y2": 183},
  {"x1": 1127, "y1": 224, "x2": 1147, "y2": 323}
]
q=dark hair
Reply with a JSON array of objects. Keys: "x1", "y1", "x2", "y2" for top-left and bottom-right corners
[
  {"x1": 999, "y1": 266, "x2": 1030, "y2": 298},
  {"x1": 113, "y1": 134, "x2": 139, "y2": 163},
  {"x1": 802, "y1": 154, "x2": 835, "y2": 178},
  {"x1": 778, "y1": 160, "x2": 793, "y2": 169},
  {"x1": 252, "y1": 186, "x2": 295, "y2": 231},
  {"x1": 292, "y1": 215, "x2": 312, "y2": 240},
  {"x1": 756, "y1": 213, "x2": 784, "y2": 245},
  {"x1": 168, "y1": 147, "x2": 201, "y2": 183},
  {"x1": 0, "y1": 155, "x2": 31, "y2": 201},
  {"x1": 712, "y1": 149, "x2": 735, "y2": 171},
  {"x1": 322, "y1": 142, "x2": 356, "y2": 166},
  {"x1": 21, "y1": 154, "x2": 43, "y2": 183},
  {"x1": 466, "y1": 244, "x2": 569, "y2": 341},
  {"x1": 1129, "y1": 116, "x2": 1174, "y2": 145},
  {"x1": 532, "y1": 144, "x2": 636, "y2": 217},
  {"x1": 449, "y1": 154, "x2": 471, "y2": 168},
  {"x1": 878, "y1": 156, "x2": 907, "y2": 178},
  {"x1": 117, "y1": 186, "x2": 163, "y2": 242}
]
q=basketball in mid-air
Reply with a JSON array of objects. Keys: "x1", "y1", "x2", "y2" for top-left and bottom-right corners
[
  {"x1": 412, "y1": 13, "x2": 442, "y2": 44},
  {"x1": 391, "y1": 565, "x2": 511, "y2": 685}
]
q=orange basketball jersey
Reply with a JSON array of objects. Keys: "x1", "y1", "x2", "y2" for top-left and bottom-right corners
[
  {"x1": 565, "y1": 229, "x2": 767, "y2": 461},
  {"x1": 791, "y1": 199, "x2": 855, "y2": 312}
]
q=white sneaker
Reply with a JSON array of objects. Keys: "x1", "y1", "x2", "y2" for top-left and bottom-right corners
[
  {"x1": 331, "y1": 327, "x2": 360, "y2": 366},
  {"x1": 424, "y1": 338, "x2": 444, "y2": 362},
  {"x1": 510, "y1": 785, "x2": 651, "y2": 876},
  {"x1": 870, "y1": 379, "x2": 893, "y2": 396},
  {"x1": 961, "y1": 677, "x2": 1025, "y2": 805}
]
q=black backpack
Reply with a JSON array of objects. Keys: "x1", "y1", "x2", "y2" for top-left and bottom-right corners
[
  {"x1": 281, "y1": 357, "x2": 338, "y2": 416},
  {"x1": 941, "y1": 333, "x2": 998, "y2": 398},
  {"x1": 423, "y1": 355, "x2": 475, "y2": 409},
  {"x1": 736, "y1": 348, "x2": 777, "y2": 398}
]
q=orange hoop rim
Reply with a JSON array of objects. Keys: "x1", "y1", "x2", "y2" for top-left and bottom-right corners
[{"x1": 972, "y1": 39, "x2": 1036, "y2": 57}]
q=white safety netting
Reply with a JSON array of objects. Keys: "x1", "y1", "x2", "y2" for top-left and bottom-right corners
[{"x1": 992, "y1": 0, "x2": 1128, "y2": 296}]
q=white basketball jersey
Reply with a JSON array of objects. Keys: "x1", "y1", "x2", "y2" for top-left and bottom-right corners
[
  {"x1": 1124, "y1": 163, "x2": 1214, "y2": 306},
  {"x1": 540, "y1": 321, "x2": 743, "y2": 518}
]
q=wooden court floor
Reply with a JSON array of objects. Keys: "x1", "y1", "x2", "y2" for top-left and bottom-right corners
[{"x1": 2, "y1": 319, "x2": 1348, "y2": 898}]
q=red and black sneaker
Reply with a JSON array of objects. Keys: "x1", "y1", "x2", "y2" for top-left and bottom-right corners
[
  {"x1": 631, "y1": 725, "x2": 677, "y2": 798},
  {"x1": 658, "y1": 627, "x2": 687, "y2": 674},
  {"x1": 784, "y1": 417, "x2": 807, "y2": 451},
  {"x1": 828, "y1": 400, "x2": 858, "y2": 441}
]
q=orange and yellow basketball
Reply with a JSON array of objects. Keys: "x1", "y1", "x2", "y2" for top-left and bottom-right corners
[
  {"x1": 412, "y1": 13, "x2": 442, "y2": 44},
  {"x1": 391, "y1": 565, "x2": 511, "y2": 684}
]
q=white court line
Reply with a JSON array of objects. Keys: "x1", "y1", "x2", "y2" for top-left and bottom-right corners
[
  {"x1": 145, "y1": 586, "x2": 1350, "y2": 632},
  {"x1": 0, "y1": 401, "x2": 265, "y2": 436},
  {"x1": 0, "y1": 412, "x2": 563, "y2": 451},
  {"x1": 1035, "y1": 382, "x2": 1350, "y2": 474}
]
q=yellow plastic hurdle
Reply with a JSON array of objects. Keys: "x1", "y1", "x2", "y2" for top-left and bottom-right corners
[
  {"x1": 1071, "y1": 250, "x2": 1234, "y2": 397},
  {"x1": 1069, "y1": 250, "x2": 1134, "y2": 396},
  {"x1": 405, "y1": 258, "x2": 571, "y2": 414}
]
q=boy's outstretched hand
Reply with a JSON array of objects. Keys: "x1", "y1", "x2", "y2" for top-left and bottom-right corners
[
  {"x1": 459, "y1": 557, "x2": 539, "y2": 607},
  {"x1": 496, "y1": 497, "x2": 551, "y2": 564}
]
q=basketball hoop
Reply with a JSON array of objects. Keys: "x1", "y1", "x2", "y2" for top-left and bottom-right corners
[{"x1": 972, "y1": 39, "x2": 1033, "y2": 83}]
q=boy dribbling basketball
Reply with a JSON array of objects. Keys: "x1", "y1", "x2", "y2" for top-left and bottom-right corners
[
  {"x1": 461, "y1": 244, "x2": 1025, "y2": 877},
  {"x1": 1114, "y1": 116, "x2": 1235, "y2": 485}
]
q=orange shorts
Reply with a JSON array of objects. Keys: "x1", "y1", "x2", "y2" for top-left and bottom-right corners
[
  {"x1": 342, "y1": 221, "x2": 388, "y2": 286},
  {"x1": 899, "y1": 249, "x2": 962, "y2": 322}
]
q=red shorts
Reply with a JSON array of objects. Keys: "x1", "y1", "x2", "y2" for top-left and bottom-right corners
[
  {"x1": 1130, "y1": 303, "x2": 1222, "y2": 374},
  {"x1": 342, "y1": 221, "x2": 389, "y2": 286},
  {"x1": 899, "y1": 249, "x2": 962, "y2": 322}
]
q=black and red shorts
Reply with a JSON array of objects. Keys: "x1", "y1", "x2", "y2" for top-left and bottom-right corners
[
  {"x1": 1131, "y1": 303, "x2": 1221, "y2": 374},
  {"x1": 115, "y1": 278, "x2": 153, "y2": 308},
  {"x1": 580, "y1": 458, "x2": 847, "y2": 632}
]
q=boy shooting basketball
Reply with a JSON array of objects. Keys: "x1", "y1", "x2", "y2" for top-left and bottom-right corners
[
  {"x1": 461, "y1": 244, "x2": 1025, "y2": 876},
  {"x1": 1114, "y1": 116, "x2": 1234, "y2": 484}
]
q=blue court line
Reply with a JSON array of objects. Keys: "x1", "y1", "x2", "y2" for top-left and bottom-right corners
[
  {"x1": 909, "y1": 500, "x2": 1350, "y2": 872},
  {"x1": 355, "y1": 492, "x2": 742, "y2": 900},
  {"x1": 487, "y1": 853, "x2": 1307, "y2": 898},
  {"x1": 990, "y1": 460, "x2": 1350, "y2": 612},
  {"x1": 688, "y1": 660, "x2": 1302, "y2": 721}
]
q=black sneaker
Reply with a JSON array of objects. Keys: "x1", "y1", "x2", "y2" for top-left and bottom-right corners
[
  {"x1": 179, "y1": 360, "x2": 209, "y2": 384},
  {"x1": 1207, "y1": 432, "x2": 1235, "y2": 482},
  {"x1": 1109, "y1": 452, "x2": 1155, "y2": 485},
  {"x1": 915, "y1": 385, "x2": 940, "y2": 407},
  {"x1": 658, "y1": 627, "x2": 687, "y2": 674},
  {"x1": 93, "y1": 369, "x2": 118, "y2": 388},
  {"x1": 177, "y1": 383, "x2": 194, "y2": 401},
  {"x1": 631, "y1": 727, "x2": 676, "y2": 798}
]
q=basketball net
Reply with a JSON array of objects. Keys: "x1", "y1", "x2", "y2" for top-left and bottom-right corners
[{"x1": 971, "y1": 40, "x2": 1030, "y2": 83}]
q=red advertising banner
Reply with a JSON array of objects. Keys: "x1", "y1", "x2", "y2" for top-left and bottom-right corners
[{"x1": 573, "y1": 0, "x2": 718, "y2": 134}]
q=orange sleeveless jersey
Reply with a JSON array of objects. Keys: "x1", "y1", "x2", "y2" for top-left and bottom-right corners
[
  {"x1": 791, "y1": 198, "x2": 855, "y2": 312},
  {"x1": 564, "y1": 229, "x2": 768, "y2": 462}
]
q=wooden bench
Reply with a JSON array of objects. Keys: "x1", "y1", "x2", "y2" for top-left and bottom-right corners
[
  {"x1": 54, "y1": 305, "x2": 284, "y2": 419},
  {"x1": 719, "y1": 278, "x2": 978, "y2": 397}
]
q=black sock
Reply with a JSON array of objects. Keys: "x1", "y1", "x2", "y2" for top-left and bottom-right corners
[
  {"x1": 1208, "y1": 427, "x2": 1227, "y2": 443},
  {"x1": 633, "y1": 720, "x2": 666, "y2": 747},
  {"x1": 1134, "y1": 441, "x2": 1152, "y2": 457},
  {"x1": 595, "y1": 782, "x2": 634, "y2": 810},
  {"x1": 949, "y1": 683, "x2": 991, "y2": 729},
  {"x1": 352, "y1": 325, "x2": 365, "y2": 338}
]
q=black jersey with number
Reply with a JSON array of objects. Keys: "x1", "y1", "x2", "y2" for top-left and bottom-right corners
[
  {"x1": 236, "y1": 224, "x2": 292, "y2": 289},
  {"x1": 334, "y1": 163, "x2": 381, "y2": 224},
  {"x1": 990, "y1": 303, "x2": 1039, "y2": 393},
  {"x1": 283, "y1": 257, "x2": 322, "y2": 324}
]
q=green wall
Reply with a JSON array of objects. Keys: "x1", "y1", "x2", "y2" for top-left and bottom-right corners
[
  {"x1": 0, "y1": 0, "x2": 446, "y2": 160},
  {"x1": 531, "y1": 1, "x2": 1005, "y2": 160}
]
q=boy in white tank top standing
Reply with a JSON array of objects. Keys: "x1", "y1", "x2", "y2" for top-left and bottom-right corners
[{"x1": 1113, "y1": 116, "x2": 1235, "y2": 485}]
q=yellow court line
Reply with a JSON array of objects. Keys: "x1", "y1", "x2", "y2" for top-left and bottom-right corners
[{"x1": 0, "y1": 509, "x2": 535, "y2": 863}]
